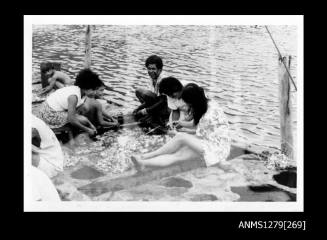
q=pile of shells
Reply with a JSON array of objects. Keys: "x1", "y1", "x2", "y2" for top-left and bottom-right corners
[
  {"x1": 94, "y1": 128, "x2": 174, "y2": 173},
  {"x1": 62, "y1": 127, "x2": 174, "y2": 174},
  {"x1": 259, "y1": 151, "x2": 296, "y2": 171}
]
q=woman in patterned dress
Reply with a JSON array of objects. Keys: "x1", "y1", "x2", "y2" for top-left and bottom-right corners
[{"x1": 131, "y1": 83, "x2": 231, "y2": 171}]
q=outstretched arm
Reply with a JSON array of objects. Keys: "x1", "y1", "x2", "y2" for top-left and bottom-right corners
[{"x1": 40, "y1": 77, "x2": 56, "y2": 95}]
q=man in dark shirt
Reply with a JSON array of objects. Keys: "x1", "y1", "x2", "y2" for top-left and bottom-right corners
[{"x1": 133, "y1": 55, "x2": 170, "y2": 131}]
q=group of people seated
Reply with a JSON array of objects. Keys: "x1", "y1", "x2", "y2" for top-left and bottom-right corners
[{"x1": 31, "y1": 55, "x2": 232, "y2": 201}]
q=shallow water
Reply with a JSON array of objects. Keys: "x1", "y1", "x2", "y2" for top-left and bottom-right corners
[{"x1": 32, "y1": 25, "x2": 298, "y2": 152}]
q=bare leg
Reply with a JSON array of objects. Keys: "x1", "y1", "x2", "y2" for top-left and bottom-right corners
[
  {"x1": 141, "y1": 133, "x2": 184, "y2": 159},
  {"x1": 133, "y1": 146, "x2": 201, "y2": 169},
  {"x1": 142, "y1": 133, "x2": 204, "y2": 159},
  {"x1": 135, "y1": 89, "x2": 157, "y2": 105},
  {"x1": 135, "y1": 88, "x2": 145, "y2": 104}
]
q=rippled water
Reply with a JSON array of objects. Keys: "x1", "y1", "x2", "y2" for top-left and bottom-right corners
[{"x1": 32, "y1": 25, "x2": 298, "y2": 152}]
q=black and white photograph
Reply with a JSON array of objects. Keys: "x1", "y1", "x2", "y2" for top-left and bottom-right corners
[{"x1": 24, "y1": 15, "x2": 303, "y2": 212}]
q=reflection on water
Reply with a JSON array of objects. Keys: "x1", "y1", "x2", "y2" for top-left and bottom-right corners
[{"x1": 32, "y1": 25, "x2": 298, "y2": 152}]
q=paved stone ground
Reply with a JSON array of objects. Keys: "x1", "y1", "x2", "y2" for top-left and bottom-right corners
[
  {"x1": 52, "y1": 152, "x2": 296, "y2": 202},
  {"x1": 32, "y1": 88, "x2": 296, "y2": 202}
]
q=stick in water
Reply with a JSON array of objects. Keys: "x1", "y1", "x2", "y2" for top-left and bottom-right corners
[{"x1": 145, "y1": 126, "x2": 161, "y2": 135}]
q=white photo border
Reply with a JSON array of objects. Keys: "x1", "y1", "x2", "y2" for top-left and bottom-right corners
[{"x1": 24, "y1": 15, "x2": 303, "y2": 212}]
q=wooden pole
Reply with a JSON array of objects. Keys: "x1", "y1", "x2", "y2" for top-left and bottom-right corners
[
  {"x1": 279, "y1": 56, "x2": 294, "y2": 160},
  {"x1": 84, "y1": 25, "x2": 92, "y2": 69}
]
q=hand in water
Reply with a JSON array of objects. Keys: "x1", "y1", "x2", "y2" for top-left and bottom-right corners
[
  {"x1": 89, "y1": 122, "x2": 97, "y2": 132},
  {"x1": 167, "y1": 129, "x2": 178, "y2": 136},
  {"x1": 87, "y1": 128, "x2": 97, "y2": 137}
]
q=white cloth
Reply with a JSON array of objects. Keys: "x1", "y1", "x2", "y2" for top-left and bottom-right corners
[
  {"x1": 46, "y1": 86, "x2": 86, "y2": 111},
  {"x1": 28, "y1": 166, "x2": 61, "y2": 201},
  {"x1": 167, "y1": 97, "x2": 184, "y2": 110},
  {"x1": 32, "y1": 115, "x2": 64, "y2": 178}
]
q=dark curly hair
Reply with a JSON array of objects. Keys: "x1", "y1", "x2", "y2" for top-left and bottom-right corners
[
  {"x1": 158, "y1": 77, "x2": 183, "y2": 96},
  {"x1": 42, "y1": 62, "x2": 54, "y2": 73},
  {"x1": 181, "y1": 83, "x2": 208, "y2": 125},
  {"x1": 74, "y1": 69, "x2": 104, "y2": 90},
  {"x1": 145, "y1": 55, "x2": 163, "y2": 70}
]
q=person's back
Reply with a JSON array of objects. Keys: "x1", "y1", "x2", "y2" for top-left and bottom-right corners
[
  {"x1": 40, "y1": 62, "x2": 73, "y2": 95},
  {"x1": 46, "y1": 85, "x2": 86, "y2": 111},
  {"x1": 52, "y1": 70, "x2": 74, "y2": 86}
]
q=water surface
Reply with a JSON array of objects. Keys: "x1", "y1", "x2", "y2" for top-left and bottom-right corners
[{"x1": 32, "y1": 25, "x2": 298, "y2": 152}]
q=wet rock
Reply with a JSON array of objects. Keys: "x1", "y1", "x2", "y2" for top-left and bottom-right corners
[
  {"x1": 56, "y1": 188, "x2": 70, "y2": 201},
  {"x1": 91, "y1": 191, "x2": 115, "y2": 201},
  {"x1": 190, "y1": 194, "x2": 218, "y2": 201},
  {"x1": 273, "y1": 170, "x2": 296, "y2": 188},
  {"x1": 74, "y1": 133, "x2": 94, "y2": 146},
  {"x1": 111, "y1": 184, "x2": 124, "y2": 191},
  {"x1": 231, "y1": 185, "x2": 296, "y2": 202},
  {"x1": 70, "y1": 166, "x2": 104, "y2": 180},
  {"x1": 167, "y1": 187, "x2": 189, "y2": 197},
  {"x1": 56, "y1": 183, "x2": 91, "y2": 201},
  {"x1": 52, "y1": 178, "x2": 65, "y2": 186},
  {"x1": 227, "y1": 146, "x2": 250, "y2": 160},
  {"x1": 161, "y1": 177, "x2": 193, "y2": 188}
]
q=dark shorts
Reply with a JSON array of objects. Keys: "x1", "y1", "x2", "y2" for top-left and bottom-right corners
[{"x1": 135, "y1": 89, "x2": 157, "y2": 106}]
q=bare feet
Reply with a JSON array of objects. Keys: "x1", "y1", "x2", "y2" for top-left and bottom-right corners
[{"x1": 131, "y1": 155, "x2": 145, "y2": 172}]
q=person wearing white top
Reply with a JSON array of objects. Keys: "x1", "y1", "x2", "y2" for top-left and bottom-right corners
[
  {"x1": 37, "y1": 69, "x2": 104, "y2": 136},
  {"x1": 133, "y1": 55, "x2": 170, "y2": 128},
  {"x1": 32, "y1": 115, "x2": 64, "y2": 178}
]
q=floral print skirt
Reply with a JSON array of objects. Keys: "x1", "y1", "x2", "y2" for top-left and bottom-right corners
[
  {"x1": 200, "y1": 136, "x2": 231, "y2": 167},
  {"x1": 36, "y1": 101, "x2": 68, "y2": 129}
]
